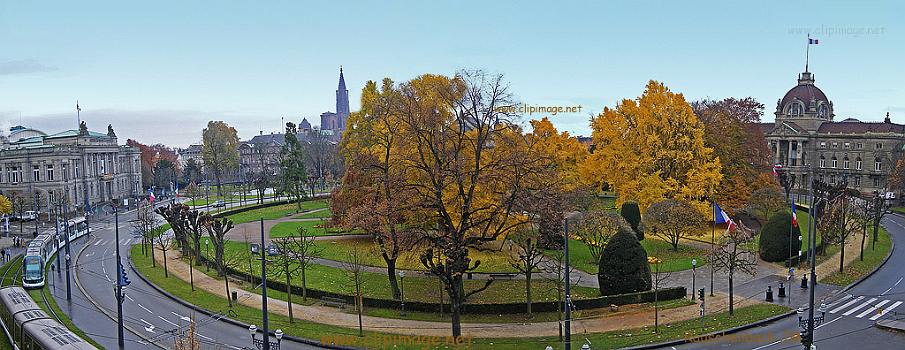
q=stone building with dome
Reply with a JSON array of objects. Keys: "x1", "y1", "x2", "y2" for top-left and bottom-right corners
[{"x1": 760, "y1": 70, "x2": 904, "y2": 196}]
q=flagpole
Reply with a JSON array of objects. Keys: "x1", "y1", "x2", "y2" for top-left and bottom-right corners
[
  {"x1": 710, "y1": 200, "x2": 715, "y2": 297},
  {"x1": 805, "y1": 34, "x2": 810, "y2": 72}
]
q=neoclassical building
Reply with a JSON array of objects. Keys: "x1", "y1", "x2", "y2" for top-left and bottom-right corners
[
  {"x1": 760, "y1": 70, "x2": 904, "y2": 196},
  {"x1": 0, "y1": 123, "x2": 142, "y2": 214}
]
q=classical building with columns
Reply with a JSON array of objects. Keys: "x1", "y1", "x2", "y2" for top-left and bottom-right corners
[
  {"x1": 0, "y1": 122, "x2": 142, "y2": 215},
  {"x1": 760, "y1": 70, "x2": 904, "y2": 196}
]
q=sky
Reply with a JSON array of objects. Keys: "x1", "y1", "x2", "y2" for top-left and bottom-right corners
[{"x1": 1, "y1": 1, "x2": 903, "y2": 147}]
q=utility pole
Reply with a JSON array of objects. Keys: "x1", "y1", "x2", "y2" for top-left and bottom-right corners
[
  {"x1": 63, "y1": 204, "x2": 72, "y2": 301},
  {"x1": 260, "y1": 218, "x2": 270, "y2": 350},
  {"x1": 114, "y1": 207, "x2": 125, "y2": 348},
  {"x1": 563, "y1": 218, "x2": 571, "y2": 350}
]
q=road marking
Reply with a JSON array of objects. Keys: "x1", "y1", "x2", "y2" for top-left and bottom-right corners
[
  {"x1": 125, "y1": 294, "x2": 134, "y2": 302},
  {"x1": 138, "y1": 303, "x2": 154, "y2": 314},
  {"x1": 857, "y1": 299, "x2": 890, "y2": 318},
  {"x1": 140, "y1": 319, "x2": 156, "y2": 333},
  {"x1": 752, "y1": 314, "x2": 843, "y2": 350},
  {"x1": 195, "y1": 333, "x2": 214, "y2": 341},
  {"x1": 870, "y1": 301, "x2": 902, "y2": 321},
  {"x1": 830, "y1": 296, "x2": 863, "y2": 313},
  {"x1": 843, "y1": 297, "x2": 877, "y2": 316},
  {"x1": 157, "y1": 316, "x2": 178, "y2": 327},
  {"x1": 171, "y1": 311, "x2": 191, "y2": 322},
  {"x1": 94, "y1": 240, "x2": 103, "y2": 246}
]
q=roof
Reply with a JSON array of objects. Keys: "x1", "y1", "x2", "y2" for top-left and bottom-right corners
[
  {"x1": 781, "y1": 84, "x2": 828, "y2": 107},
  {"x1": 44, "y1": 130, "x2": 110, "y2": 139},
  {"x1": 818, "y1": 121, "x2": 905, "y2": 134},
  {"x1": 247, "y1": 133, "x2": 285, "y2": 145},
  {"x1": 758, "y1": 122, "x2": 775, "y2": 134}
]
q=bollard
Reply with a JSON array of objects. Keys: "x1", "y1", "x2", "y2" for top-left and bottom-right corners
[
  {"x1": 801, "y1": 274, "x2": 808, "y2": 289},
  {"x1": 581, "y1": 344, "x2": 591, "y2": 350},
  {"x1": 766, "y1": 286, "x2": 774, "y2": 302},
  {"x1": 778, "y1": 282, "x2": 786, "y2": 298},
  {"x1": 232, "y1": 290, "x2": 238, "y2": 302}
]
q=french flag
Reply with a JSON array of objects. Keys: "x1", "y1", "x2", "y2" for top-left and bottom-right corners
[
  {"x1": 772, "y1": 164, "x2": 782, "y2": 177},
  {"x1": 791, "y1": 200, "x2": 799, "y2": 228},
  {"x1": 149, "y1": 189, "x2": 156, "y2": 203},
  {"x1": 714, "y1": 202, "x2": 736, "y2": 232},
  {"x1": 809, "y1": 38, "x2": 819, "y2": 45}
]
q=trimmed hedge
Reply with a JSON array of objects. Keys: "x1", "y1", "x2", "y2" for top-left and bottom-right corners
[
  {"x1": 598, "y1": 226, "x2": 652, "y2": 296},
  {"x1": 758, "y1": 211, "x2": 801, "y2": 263},
  {"x1": 620, "y1": 201, "x2": 643, "y2": 240}
]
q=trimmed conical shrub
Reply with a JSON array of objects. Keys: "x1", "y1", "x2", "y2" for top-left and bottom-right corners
[
  {"x1": 598, "y1": 226, "x2": 652, "y2": 296},
  {"x1": 758, "y1": 211, "x2": 801, "y2": 263},
  {"x1": 620, "y1": 201, "x2": 643, "y2": 240}
]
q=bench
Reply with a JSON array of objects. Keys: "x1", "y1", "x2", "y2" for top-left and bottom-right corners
[
  {"x1": 489, "y1": 273, "x2": 516, "y2": 280},
  {"x1": 321, "y1": 296, "x2": 347, "y2": 309}
]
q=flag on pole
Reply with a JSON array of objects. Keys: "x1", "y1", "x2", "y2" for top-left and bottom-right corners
[
  {"x1": 76, "y1": 102, "x2": 81, "y2": 112},
  {"x1": 713, "y1": 202, "x2": 736, "y2": 232},
  {"x1": 809, "y1": 38, "x2": 819, "y2": 45},
  {"x1": 149, "y1": 189, "x2": 155, "y2": 203},
  {"x1": 772, "y1": 164, "x2": 782, "y2": 177},
  {"x1": 791, "y1": 200, "x2": 799, "y2": 227}
]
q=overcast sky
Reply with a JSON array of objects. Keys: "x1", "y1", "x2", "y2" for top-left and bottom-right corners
[{"x1": 1, "y1": 1, "x2": 903, "y2": 147}]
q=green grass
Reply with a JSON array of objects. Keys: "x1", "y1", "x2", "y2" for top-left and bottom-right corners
[
  {"x1": 0, "y1": 256, "x2": 22, "y2": 286},
  {"x1": 134, "y1": 244, "x2": 787, "y2": 350},
  {"x1": 270, "y1": 220, "x2": 352, "y2": 238},
  {"x1": 297, "y1": 208, "x2": 332, "y2": 219},
  {"x1": 226, "y1": 199, "x2": 330, "y2": 224},
  {"x1": 309, "y1": 237, "x2": 520, "y2": 273},
  {"x1": 822, "y1": 227, "x2": 892, "y2": 286},
  {"x1": 210, "y1": 240, "x2": 599, "y2": 304},
  {"x1": 28, "y1": 256, "x2": 104, "y2": 349},
  {"x1": 557, "y1": 238, "x2": 707, "y2": 274}
]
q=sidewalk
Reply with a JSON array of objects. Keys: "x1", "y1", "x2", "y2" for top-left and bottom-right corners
[{"x1": 150, "y1": 248, "x2": 771, "y2": 338}]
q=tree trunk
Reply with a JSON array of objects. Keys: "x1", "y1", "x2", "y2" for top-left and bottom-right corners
[
  {"x1": 449, "y1": 275, "x2": 463, "y2": 338},
  {"x1": 728, "y1": 268, "x2": 734, "y2": 316},
  {"x1": 301, "y1": 265, "x2": 308, "y2": 301},
  {"x1": 860, "y1": 223, "x2": 867, "y2": 261},
  {"x1": 225, "y1": 272, "x2": 232, "y2": 308},
  {"x1": 385, "y1": 258, "x2": 401, "y2": 300},
  {"x1": 162, "y1": 249, "x2": 168, "y2": 278},
  {"x1": 525, "y1": 271, "x2": 533, "y2": 315},
  {"x1": 285, "y1": 261, "x2": 293, "y2": 322},
  {"x1": 189, "y1": 255, "x2": 194, "y2": 291},
  {"x1": 839, "y1": 237, "x2": 845, "y2": 273}
]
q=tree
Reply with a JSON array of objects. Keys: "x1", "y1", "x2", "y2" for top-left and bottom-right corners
[
  {"x1": 183, "y1": 182, "x2": 202, "y2": 207},
  {"x1": 153, "y1": 159, "x2": 178, "y2": 196},
  {"x1": 127, "y1": 139, "x2": 179, "y2": 189},
  {"x1": 574, "y1": 210, "x2": 629, "y2": 265},
  {"x1": 201, "y1": 121, "x2": 240, "y2": 197},
  {"x1": 155, "y1": 204, "x2": 191, "y2": 256},
  {"x1": 758, "y1": 211, "x2": 800, "y2": 263},
  {"x1": 709, "y1": 222, "x2": 757, "y2": 316},
  {"x1": 647, "y1": 256, "x2": 672, "y2": 332},
  {"x1": 9, "y1": 192, "x2": 26, "y2": 233},
  {"x1": 542, "y1": 249, "x2": 583, "y2": 341},
  {"x1": 693, "y1": 98, "x2": 773, "y2": 214},
  {"x1": 581, "y1": 80, "x2": 722, "y2": 213},
  {"x1": 172, "y1": 314, "x2": 201, "y2": 350},
  {"x1": 284, "y1": 226, "x2": 322, "y2": 301},
  {"x1": 819, "y1": 188, "x2": 861, "y2": 273},
  {"x1": 155, "y1": 230, "x2": 173, "y2": 278},
  {"x1": 271, "y1": 237, "x2": 302, "y2": 322},
  {"x1": 132, "y1": 200, "x2": 158, "y2": 259},
  {"x1": 641, "y1": 199, "x2": 707, "y2": 251},
  {"x1": 620, "y1": 202, "x2": 642, "y2": 240},
  {"x1": 0, "y1": 195, "x2": 12, "y2": 217},
  {"x1": 280, "y1": 122, "x2": 310, "y2": 210},
  {"x1": 597, "y1": 226, "x2": 652, "y2": 296},
  {"x1": 203, "y1": 216, "x2": 236, "y2": 306},
  {"x1": 182, "y1": 158, "x2": 203, "y2": 186},
  {"x1": 342, "y1": 247, "x2": 367, "y2": 337},
  {"x1": 507, "y1": 227, "x2": 545, "y2": 315},
  {"x1": 746, "y1": 187, "x2": 787, "y2": 225}
]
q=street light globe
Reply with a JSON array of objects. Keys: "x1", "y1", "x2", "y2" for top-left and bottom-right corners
[
  {"x1": 546, "y1": 347, "x2": 554, "y2": 350},
  {"x1": 275, "y1": 329, "x2": 283, "y2": 340},
  {"x1": 692, "y1": 259, "x2": 697, "y2": 267},
  {"x1": 398, "y1": 271, "x2": 405, "y2": 278},
  {"x1": 248, "y1": 324, "x2": 257, "y2": 336}
]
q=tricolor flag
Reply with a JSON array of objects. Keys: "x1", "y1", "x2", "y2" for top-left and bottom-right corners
[
  {"x1": 791, "y1": 200, "x2": 799, "y2": 228},
  {"x1": 714, "y1": 202, "x2": 736, "y2": 232},
  {"x1": 809, "y1": 38, "x2": 819, "y2": 45},
  {"x1": 149, "y1": 189, "x2": 156, "y2": 203},
  {"x1": 772, "y1": 164, "x2": 782, "y2": 177}
]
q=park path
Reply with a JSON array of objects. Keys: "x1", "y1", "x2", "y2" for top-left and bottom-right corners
[
  {"x1": 223, "y1": 207, "x2": 334, "y2": 243},
  {"x1": 150, "y1": 248, "x2": 766, "y2": 338}
]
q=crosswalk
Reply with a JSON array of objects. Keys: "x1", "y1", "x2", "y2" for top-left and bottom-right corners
[
  {"x1": 828, "y1": 295, "x2": 903, "y2": 321},
  {"x1": 92, "y1": 238, "x2": 138, "y2": 246}
]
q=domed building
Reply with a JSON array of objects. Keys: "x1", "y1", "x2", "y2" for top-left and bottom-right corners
[{"x1": 761, "y1": 70, "x2": 904, "y2": 195}]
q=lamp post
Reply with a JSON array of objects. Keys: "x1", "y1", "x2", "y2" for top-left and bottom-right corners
[
  {"x1": 398, "y1": 270, "x2": 406, "y2": 316},
  {"x1": 248, "y1": 324, "x2": 282, "y2": 350},
  {"x1": 691, "y1": 259, "x2": 697, "y2": 301}
]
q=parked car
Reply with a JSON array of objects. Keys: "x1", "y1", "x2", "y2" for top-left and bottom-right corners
[
  {"x1": 19, "y1": 211, "x2": 38, "y2": 222},
  {"x1": 213, "y1": 200, "x2": 226, "y2": 208}
]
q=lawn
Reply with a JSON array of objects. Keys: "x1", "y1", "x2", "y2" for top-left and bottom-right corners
[
  {"x1": 207, "y1": 240, "x2": 599, "y2": 303},
  {"x1": 309, "y1": 237, "x2": 519, "y2": 273},
  {"x1": 226, "y1": 199, "x2": 330, "y2": 224},
  {"x1": 297, "y1": 208, "x2": 332, "y2": 219},
  {"x1": 270, "y1": 220, "x2": 352, "y2": 238},
  {"x1": 822, "y1": 227, "x2": 892, "y2": 286},
  {"x1": 558, "y1": 238, "x2": 707, "y2": 274}
]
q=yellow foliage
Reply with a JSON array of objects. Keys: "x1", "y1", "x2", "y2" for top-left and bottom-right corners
[{"x1": 0, "y1": 195, "x2": 10, "y2": 215}]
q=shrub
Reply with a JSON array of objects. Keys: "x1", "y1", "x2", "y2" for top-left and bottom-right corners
[
  {"x1": 620, "y1": 201, "x2": 643, "y2": 240},
  {"x1": 598, "y1": 226, "x2": 652, "y2": 296},
  {"x1": 758, "y1": 211, "x2": 801, "y2": 262}
]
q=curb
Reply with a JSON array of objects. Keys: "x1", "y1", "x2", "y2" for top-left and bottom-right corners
[
  {"x1": 130, "y1": 241, "x2": 358, "y2": 350},
  {"x1": 624, "y1": 221, "x2": 897, "y2": 350}
]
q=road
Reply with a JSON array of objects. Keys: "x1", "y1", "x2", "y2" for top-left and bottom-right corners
[
  {"x1": 672, "y1": 214, "x2": 905, "y2": 350},
  {"x1": 51, "y1": 198, "x2": 328, "y2": 350}
]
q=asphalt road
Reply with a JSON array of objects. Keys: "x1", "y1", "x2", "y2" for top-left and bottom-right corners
[
  {"x1": 52, "y1": 198, "x2": 328, "y2": 350},
  {"x1": 672, "y1": 214, "x2": 905, "y2": 350}
]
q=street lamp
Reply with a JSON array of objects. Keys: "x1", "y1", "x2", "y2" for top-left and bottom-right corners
[
  {"x1": 398, "y1": 270, "x2": 406, "y2": 316},
  {"x1": 798, "y1": 303, "x2": 828, "y2": 348},
  {"x1": 691, "y1": 259, "x2": 697, "y2": 301}
]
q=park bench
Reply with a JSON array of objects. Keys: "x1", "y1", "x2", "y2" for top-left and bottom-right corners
[
  {"x1": 321, "y1": 296, "x2": 347, "y2": 309},
  {"x1": 489, "y1": 273, "x2": 516, "y2": 280}
]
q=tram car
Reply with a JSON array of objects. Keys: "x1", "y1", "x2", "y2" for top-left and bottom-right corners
[
  {"x1": 22, "y1": 217, "x2": 89, "y2": 289},
  {"x1": 0, "y1": 286, "x2": 98, "y2": 349}
]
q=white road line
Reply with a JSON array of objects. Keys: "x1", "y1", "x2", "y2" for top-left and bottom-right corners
[
  {"x1": 125, "y1": 294, "x2": 134, "y2": 302},
  {"x1": 843, "y1": 298, "x2": 877, "y2": 316},
  {"x1": 157, "y1": 316, "x2": 178, "y2": 327},
  {"x1": 856, "y1": 299, "x2": 890, "y2": 318},
  {"x1": 195, "y1": 333, "x2": 214, "y2": 341},
  {"x1": 830, "y1": 296, "x2": 864, "y2": 313},
  {"x1": 870, "y1": 301, "x2": 902, "y2": 321},
  {"x1": 94, "y1": 240, "x2": 103, "y2": 246},
  {"x1": 752, "y1": 314, "x2": 844, "y2": 350},
  {"x1": 138, "y1": 303, "x2": 154, "y2": 314}
]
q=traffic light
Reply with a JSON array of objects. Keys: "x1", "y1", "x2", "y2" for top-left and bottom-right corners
[
  {"x1": 118, "y1": 261, "x2": 131, "y2": 287},
  {"x1": 698, "y1": 288, "x2": 705, "y2": 301}
]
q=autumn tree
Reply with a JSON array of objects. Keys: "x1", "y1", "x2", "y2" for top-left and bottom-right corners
[
  {"x1": 819, "y1": 188, "x2": 862, "y2": 273},
  {"x1": 746, "y1": 187, "x2": 787, "y2": 225},
  {"x1": 201, "y1": 121, "x2": 240, "y2": 197},
  {"x1": 507, "y1": 227, "x2": 545, "y2": 315},
  {"x1": 693, "y1": 98, "x2": 773, "y2": 214},
  {"x1": 126, "y1": 139, "x2": 179, "y2": 189},
  {"x1": 0, "y1": 195, "x2": 11, "y2": 217},
  {"x1": 574, "y1": 210, "x2": 629, "y2": 265},
  {"x1": 182, "y1": 158, "x2": 203, "y2": 186},
  {"x1": 709, "y1": 221, "x2": 757, "y2": 316},
  {"x1": 641, "y1": 199, "x2": 707, "y2": 251},
  {"x1": 582, "y1": 81, "x2": 722, "y2": 213}
]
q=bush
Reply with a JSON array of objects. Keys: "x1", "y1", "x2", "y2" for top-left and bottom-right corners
[
  {"x1": 758, "y1": 211, "x2": 801, "y2": 262},
  {"x1": 598, "y1": 226, "x2": 652, "y2": 296},
  {"x1": 620, "y1": 201, "x2": 643, "y2": 240}
]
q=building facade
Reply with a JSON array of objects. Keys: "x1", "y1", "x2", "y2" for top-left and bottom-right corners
[
  {"x1": 0, "y1": 123, "x2": 142, "y2": 214},
  {"x1": 761, "y1": 70, "x2": 904, "y2": 196},
  {"x1": 319, "y1": 67, "x2": 350, "y2": 135}
]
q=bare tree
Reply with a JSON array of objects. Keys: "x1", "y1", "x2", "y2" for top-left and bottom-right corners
[
  {"x1": 9, "y1": 192, "x2": 26, "y2": 233},
  {"x1": 172, "y1": 314, "x2": 201, "y2": 350},
  {"x1": 342, "y1": 247, "x2": 367, "y2": 337},
  {"x1": 203, "y1": 216, "x2": 237, "y2": 307},
  {"x1": 708, "y1": 222, "x2": 757, "y2": 316},
  {"x1": 155, "y1": 231, "x2": 173, "y2": 278},
  {"x1": 642, "y1": 199, "x2": 707, "y2": 251},
  {"x1": 507, "y1": 227, "x2": 545, "y2": 315},
  {"x1": 573, "y1": 210, "x2": 629, "y2": 264},
  {"x1": 647, "y1": 257, "x2": 672, "y2": 333},
  {"x1": 132, "y1": 200, "x2": 159, "y2": 259},
  {"x1": 820, "y1": 187, "x2": 862, "y2": 273},
  {"x1": 542, "y1": 250, "x2": 583, "y2": 341},
  {"x1": 270, "y1": 237, "x2": 302, "y2": 323},
  {"x1": 745, "y1": 187, "x2": 787, "y2": 225},
  {"x1": 286, "y1": 226, "x2": 322, "y2": 301}
]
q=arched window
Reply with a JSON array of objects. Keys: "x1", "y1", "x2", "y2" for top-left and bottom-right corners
[
  {"x1": 818, "y1": 104, "x2": 828, "y2": 117},
  {"x1": 819, "y1": 156, "x2": 826, "y2": 168},
  {"x1": 843, "y1": 157, "x2": 850, "y2": 169},
  {"x1": 790, "y1": 102, "x2": 803, "y2": 116},
  {"x1": 856, "y1": 157, "x2": 863, "y2": 170},
  {"x1": 831, "y1": 157, "x2": 838, "y2": 168}
]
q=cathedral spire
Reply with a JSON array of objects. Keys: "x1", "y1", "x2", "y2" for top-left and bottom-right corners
[{"x1": 335, "y1": 66, "x2": 350, "y2": 130}]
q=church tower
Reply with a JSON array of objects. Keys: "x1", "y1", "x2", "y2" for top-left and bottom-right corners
[{"x1": 335, "y1": 66, "x2": 350, "y2": 130}]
